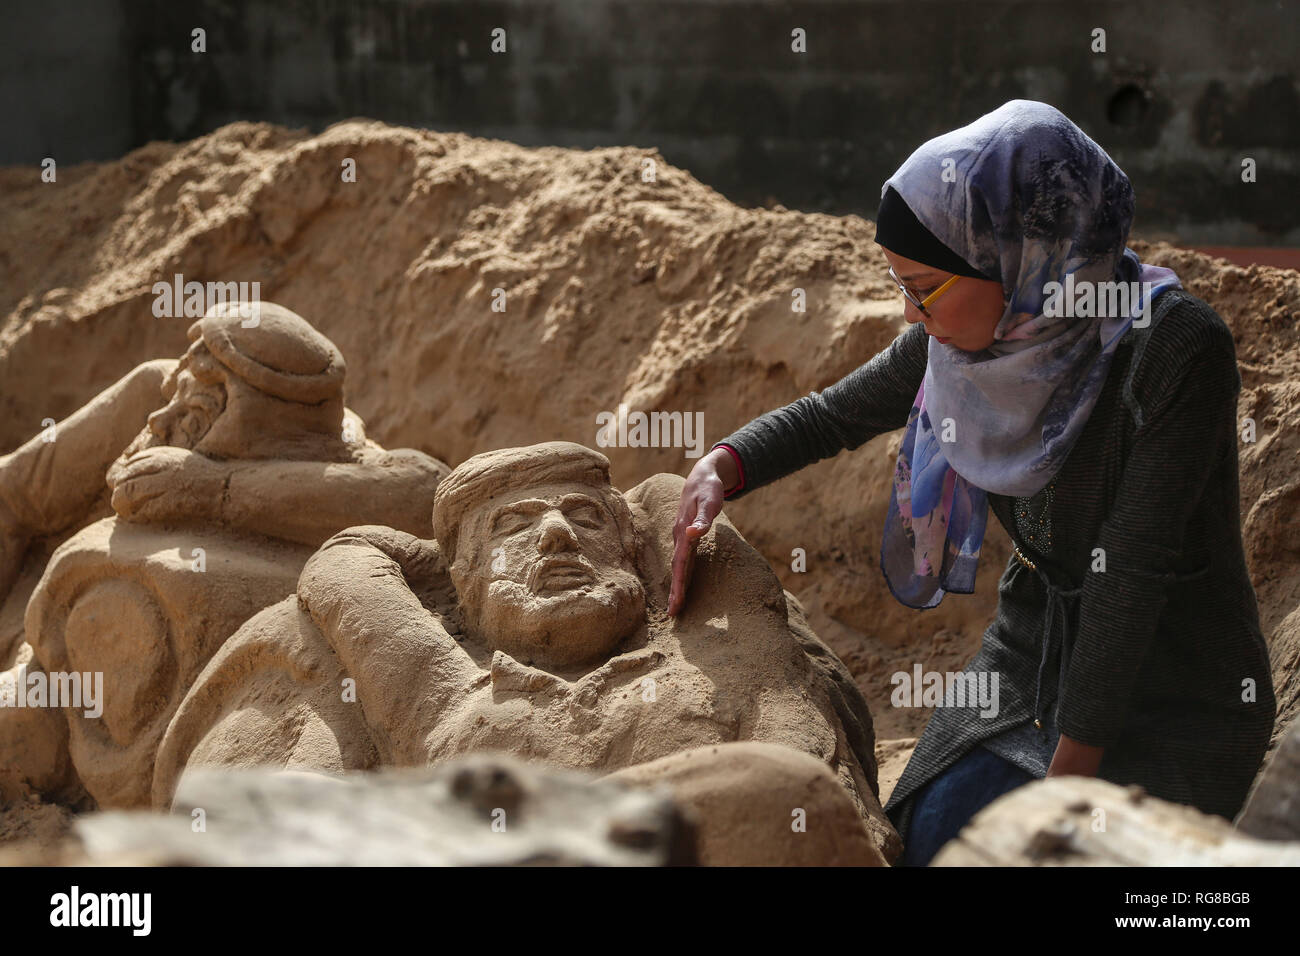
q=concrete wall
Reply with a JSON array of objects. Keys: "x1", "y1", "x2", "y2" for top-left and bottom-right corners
[
  {"x1": 0, "y1": 0, "x2": 133, "y2": 165},
  {"x1": 3, "y1": 0, "x2": 1297, "y2": 243}
]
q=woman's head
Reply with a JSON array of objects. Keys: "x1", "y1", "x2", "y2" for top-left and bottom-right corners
[
  {"x1": 874, "y1": 177, "x2": 1005, "y2": 351},
  {"x1": 873, "y1": 100, "x2": 1182, "y2": 612},
  {"x1": 875, "y1": 100, "x2": 1139, "y2": 355},
  {"x1": 880, "y1": 248, "x2": 1005, "y2": 351}
]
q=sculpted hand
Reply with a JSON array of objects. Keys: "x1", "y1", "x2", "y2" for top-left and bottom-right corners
[
  {"x1": 667, "y1": 448, "x2": 735, "y2": 616},
  {"x1": 314, "y1": 525, "x2": 443, "y2": 592},
  {"x1": 109, "y1": 446, "x2": 227, "y2": 524}
]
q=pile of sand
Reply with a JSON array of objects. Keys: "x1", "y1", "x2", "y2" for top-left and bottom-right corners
[{"x1": 2, "y1": 120, "x2": 1297, "y2": 804}]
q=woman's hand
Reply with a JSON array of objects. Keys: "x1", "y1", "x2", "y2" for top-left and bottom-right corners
[
  {"x1": 1046, "y1": 732, "x2": 1105, "y2": 778},
  {"x1": 667, "y1": 447, "x2": 738, "y2": 616}
]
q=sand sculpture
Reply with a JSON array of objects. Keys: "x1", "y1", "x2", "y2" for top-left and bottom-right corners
[
  {"x1": 5, "y1": 123, "x2": 1298, "y2": 812},
  {"x1": 2, "y1": 124, "x2": 1296, "y2": 865},
  {"x1": 40, "y1": 745, "x2": 883, "y2": 866},
  {"x1": 0, "y1": 302, "x2": 448, "y2": 807},
  {"x1": 153, "y1": 441, "x2": 900, "y2": 862},
  {"x1": 69, "y1": 756, "x2": 700, "y2": 867},
  {"x1": 931, "y1": 774, "x2": 1300, "y2": 867}
]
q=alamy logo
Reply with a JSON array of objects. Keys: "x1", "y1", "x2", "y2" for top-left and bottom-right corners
[
  {"x1": 891, "y1": 664, "x2": 1000, "y2": 718},
  {"x1": 0, "y1": 666, "x2": 103, "y2": 718},
  {"x1": 151, "y1": 273, "x2": 261, "y2": 326},
  {"x1": 49, "y1": 886, "x2": 151, "y2": 936},
  {"x1": 1042, "y1": 275, "x2": 1154, "y2": 328},
  {"x1": 595, "y1": 403, "x2": 705, "y2": 458}
]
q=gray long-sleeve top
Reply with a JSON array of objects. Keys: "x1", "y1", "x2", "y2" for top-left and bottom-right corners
[{"x1": 712, "y1": 289, "x2": 1277, "y2": 845}]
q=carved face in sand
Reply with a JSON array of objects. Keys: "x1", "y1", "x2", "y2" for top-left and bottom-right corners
[
  {"x1": 437, "y1": 446, "x2": 647, "y2": 672},
  {"x1": 146, "y1": 341, "x2": 228, "y2": 449},
  {"x1": 110, "y1": 302, "x2": 348, "y2": 477}
]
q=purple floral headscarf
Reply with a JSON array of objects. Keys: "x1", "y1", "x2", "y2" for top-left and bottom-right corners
[{"x1": 880, "y1": 100, "x2": 1181, "y2": 609}]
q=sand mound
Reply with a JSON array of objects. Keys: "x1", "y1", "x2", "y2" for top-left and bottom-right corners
[{"x1": 2, "y1": 120, "x2": 1297, "y2": 804}]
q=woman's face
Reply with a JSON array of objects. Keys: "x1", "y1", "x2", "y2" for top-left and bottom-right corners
[{"x1": 881, "y1": 248, "x2": 1006, "y2": 351}]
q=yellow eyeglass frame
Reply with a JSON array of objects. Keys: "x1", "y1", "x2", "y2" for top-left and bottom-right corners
[{"x1": 889, "y1": 266, "x2": 961, "y2": 318}]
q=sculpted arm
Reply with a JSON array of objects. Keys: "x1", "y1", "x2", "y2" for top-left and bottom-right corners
[
  {"x1": 222, "y1": 450, "x2": 447, "y2": 544},
  {"x1": 296, "y1": 526, "x2": 478, "y2": 765},
  {"x1": 110, "y1": 448, "x2": 447, "y2": 546}
]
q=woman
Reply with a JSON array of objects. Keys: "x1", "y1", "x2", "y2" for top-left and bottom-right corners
[{"x1": 666, "y1": 100, "x2": 1276, "y2": 866}]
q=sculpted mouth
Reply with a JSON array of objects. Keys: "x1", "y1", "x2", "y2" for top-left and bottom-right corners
[{"x1": 529, "y1": 556, "x2": 596, "y2": 593}]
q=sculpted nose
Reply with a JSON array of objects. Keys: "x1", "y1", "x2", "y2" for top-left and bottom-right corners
[
  {"x1": 147, "y1": 404, "x2": 179, "y2": 439},
  {"x1": 537, "y1": 511, "x2": 579, "y2": 554}
]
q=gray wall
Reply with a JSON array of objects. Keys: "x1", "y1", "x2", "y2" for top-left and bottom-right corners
[
  {"x1": 0, "y1": 0, "x2": 133, "y2": 165},
  {"x1": 3, "y1": 0, "x2": 1297, "y2": 243}
]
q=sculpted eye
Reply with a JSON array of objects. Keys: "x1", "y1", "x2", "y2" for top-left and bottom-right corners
[
  {"x1": 565, "y1": 503, "x2": 605, "y2": 528},
  {"x1": 492, "y1": 511, "x2": 533, "y2": 536}
]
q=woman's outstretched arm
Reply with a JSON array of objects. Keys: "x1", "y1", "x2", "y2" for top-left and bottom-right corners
[
  {"x1": 668, "y1": 321, "x2": 929, "y2": 615},
  {"x1": 713, "y1": 321, "x2": 929, "y2": 501}
]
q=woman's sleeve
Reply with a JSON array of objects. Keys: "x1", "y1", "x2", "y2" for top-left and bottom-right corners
[
  {"x1": 712, "y1": 322, "x2": 929, "y2": 501},
  {"x1": 1056, "y1": 314, "x2": 1242, "y2": 749}
]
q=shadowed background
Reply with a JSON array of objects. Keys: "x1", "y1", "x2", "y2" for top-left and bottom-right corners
[{"x1": 2, "y1": 0, "x2": 1297, "y2": 245}]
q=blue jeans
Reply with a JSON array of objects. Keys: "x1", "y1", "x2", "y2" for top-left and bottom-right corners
[{"x1": 899, "y1": 746, "x2": 1036, "y2": 866}]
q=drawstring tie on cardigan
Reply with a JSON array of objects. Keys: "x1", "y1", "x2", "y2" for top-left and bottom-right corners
[
  {"x1": 1013, "y1": 545, "x2": 1083, "y2": 729},
  {"x1": 1012, "y1": 543, "x2": 1215, "y2": 731}
]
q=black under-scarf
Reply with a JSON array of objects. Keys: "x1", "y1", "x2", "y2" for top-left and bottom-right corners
[{"x1": 874, "y1": 184, "x2": 997, "y2": 282}]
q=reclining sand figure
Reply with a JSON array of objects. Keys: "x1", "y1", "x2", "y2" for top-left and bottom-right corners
[
  {"x1": 0, "y1": 301, "x2": 443, "y2": 611},
  {"x1": 153, "y1": 441, "x2": 901, "y2": 862},
  {"x1": 1, "y1": 302, "x2": 448, "y2": 807}
]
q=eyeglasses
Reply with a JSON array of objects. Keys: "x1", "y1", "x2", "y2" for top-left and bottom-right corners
[{"x1": 888, "y1": 266, "x2": 961, "y2": 318}]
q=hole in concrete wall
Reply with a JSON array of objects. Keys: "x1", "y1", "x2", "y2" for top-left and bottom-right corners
[{"x1": 1107, "y1": 84, "x2": 1149, "y2": 127}]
